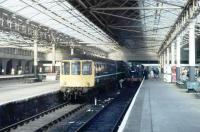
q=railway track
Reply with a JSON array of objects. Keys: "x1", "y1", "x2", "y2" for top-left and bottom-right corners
[
  {"x1": 0, "y1": 101, "x2": 86, "y2": 132},
  {"x1": 0, "y1": 81, "x2": 140, "y2": 132},
  {"x1": 75, "y1": 82, "x2": 139, "y2": 132}
]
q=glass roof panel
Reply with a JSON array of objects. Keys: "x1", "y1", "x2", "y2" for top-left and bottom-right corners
[
  {"x1": 17, "y1": 7, "x2": 41, "y2": 18},
  {"x1": 0, "y1": 0, "x2": 27, "y2": 12},
  {"x1": 0, "y1": 0, "x2": 188, "y2": 53}
]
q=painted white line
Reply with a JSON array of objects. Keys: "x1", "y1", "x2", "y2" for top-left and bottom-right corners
[{"x1": 118, "y1": 78, "x2": 145, "y2": 132}]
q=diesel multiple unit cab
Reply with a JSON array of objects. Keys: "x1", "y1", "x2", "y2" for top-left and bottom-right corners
[
  {"x1": 60, "y1": 59, "x2": 128, "y2": 98},
  {"x1": 60, "y1": 60, "x2": 95, "y2": 92}
]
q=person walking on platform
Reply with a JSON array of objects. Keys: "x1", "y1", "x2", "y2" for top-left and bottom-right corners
[{"x1": 143, "y1": 68, "x2": 149, "y2": 79}]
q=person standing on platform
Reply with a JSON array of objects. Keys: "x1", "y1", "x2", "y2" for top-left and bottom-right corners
[
  {"x1": 155, "y1": 68, "x2": 159, "y2": 78},
  {"x1": 150, "y1": 68, "x2": 154, "y2": 79}
]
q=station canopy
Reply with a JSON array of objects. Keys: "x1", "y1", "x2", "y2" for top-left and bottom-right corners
[
  {"x1": 0, "y1": 0, "x2": 190, "y2": 56},
  {"x1": 0, "y1": 0, "x2": 119, "y2": 53},
  {"x1": 68, "y1": 0, "x2": 188, "y2": 54}
]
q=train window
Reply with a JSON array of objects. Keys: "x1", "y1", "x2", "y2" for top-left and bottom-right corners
[
  {"x1": 71, "y1": 62, "x2": 80, "y2": 75},
  {"x1": 62, "y1": 62, "x2": 70, "y2": 75},
  {"x1": 82, "y1": 61, "x2": 92, "y2": 75}
]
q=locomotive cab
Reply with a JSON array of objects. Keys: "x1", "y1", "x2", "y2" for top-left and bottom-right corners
[{"x1": 60, "y1": 60, "x2": 95, "y2": 94}]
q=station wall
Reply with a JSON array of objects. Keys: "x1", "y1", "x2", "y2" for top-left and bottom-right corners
[
  {"x1": 108, "y1": 47, "x2": 158, "y2": 61},
  {"x1": 44, "y1": 48, "x2": 71, "y2": 61}
]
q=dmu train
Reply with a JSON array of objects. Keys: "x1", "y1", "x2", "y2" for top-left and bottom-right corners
[{"x1": 60, "y1": 59, "x2": 128, "y2": 98}]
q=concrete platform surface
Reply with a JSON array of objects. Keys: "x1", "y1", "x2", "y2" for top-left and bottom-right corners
[
  {"x1": 121, "y1": 79, "x2": 200, "y2": 132},
  {"x1": 0, "y1": 80, "x2": 59, "y2": 105},
  {"x1": 0, "y1": 74, "x2": 34, "y2": 79}
]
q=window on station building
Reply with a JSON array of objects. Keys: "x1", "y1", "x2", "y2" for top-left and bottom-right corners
[
  {"x1": 71, "y1": 62, "x2": 80, "y2": 75},
  {"x1": 82, "y1": 61, "x2": 92, "y2": 75},
  {"x1": 62, "y1": 62, "x2": 70, "y2": 75}
]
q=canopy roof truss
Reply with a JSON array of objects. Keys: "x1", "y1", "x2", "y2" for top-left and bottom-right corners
[
  {"x1": 0, "y1": 0, "x2": 118, "y2": 57},
  {"x1": 159, "y1": 0, "x2": 200, "y2": 54},
  {"x1": 1, "y1": 0, "x2": 198, "y2": 59},
  {"x1": 68, "y1": 0, "x2": 188, "y2": 54}
]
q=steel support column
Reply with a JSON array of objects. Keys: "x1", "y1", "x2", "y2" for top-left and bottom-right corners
[
  {"x1": 167, "y1": 47, "x2": 170, "y2": 66},
  {"x1": 176, "y1": 36, "x2": 181, "y2": 80},
  {"x1": 189, "y1": 21, "x2": 196, "y2": 81},
  {"x1": 52, "y1": 43, "x2": 56, "y2": 73},
  {"x1": 160, "y1": 55, "x2": 162, "y2": 67},
  {"x1": 171, "y1": 42, "x2": 176, "y2": 82},
  {"x1": 163, "y1": 50, "x2": 167, "y2": 81},
  {"x1": 162, "y1": 53, "x2": 164, "y2": 73},
  {"x1": 34, "y1": 30, "x2": 38, "y2": 77},
  {"x1": 171, "y1": 43, "x2": 175, "y2": 66},
  {"x1": 166, "y1": 47, "x2": 172, "y2": 82},
  {"x1": 163, "y1": 50, "x2": 166, "y2": 74}
]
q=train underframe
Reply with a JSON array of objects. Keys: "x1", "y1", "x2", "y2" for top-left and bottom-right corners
[
  {"x1": 60, "y1": 80, "x2": 118, "y2": 101},
  {"x1": 60, "y1": 73, "x2": 127, "y2": 101},
  {"x1": 61, "y1": 87, "x2": 91, "y2": 100}
]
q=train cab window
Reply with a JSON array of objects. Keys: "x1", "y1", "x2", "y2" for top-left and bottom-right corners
[
  {"x1": 62, "y1": 62, "x2": 70, "y2": 75},
  {"x1": 82, "y1": 61, "x2": 92, "y2": 75},
  {"x1": 71, "y1": 62, "x2": 80, "y2": 75}
]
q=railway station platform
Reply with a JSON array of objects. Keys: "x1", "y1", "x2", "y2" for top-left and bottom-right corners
[
  {"x1": 0, "y1": 80, "x2": 59, "y2": 106},
  {"x1": 119, "y1": 79, "x2": 200, "y2": 132}
]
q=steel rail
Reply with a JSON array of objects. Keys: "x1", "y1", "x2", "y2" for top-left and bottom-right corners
[
  {"x1": 75, "y1": 84, "x2": 138, "y2": 132},
  {"x1": 75, "y1": 98, "x2": 114, "y2": 132},
  {"x1": 0, "y1": 101, "x2": 70, "y2": 132},
  {"x1": 35, "y1": 104, "x2": 87, "y2": 132}
]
